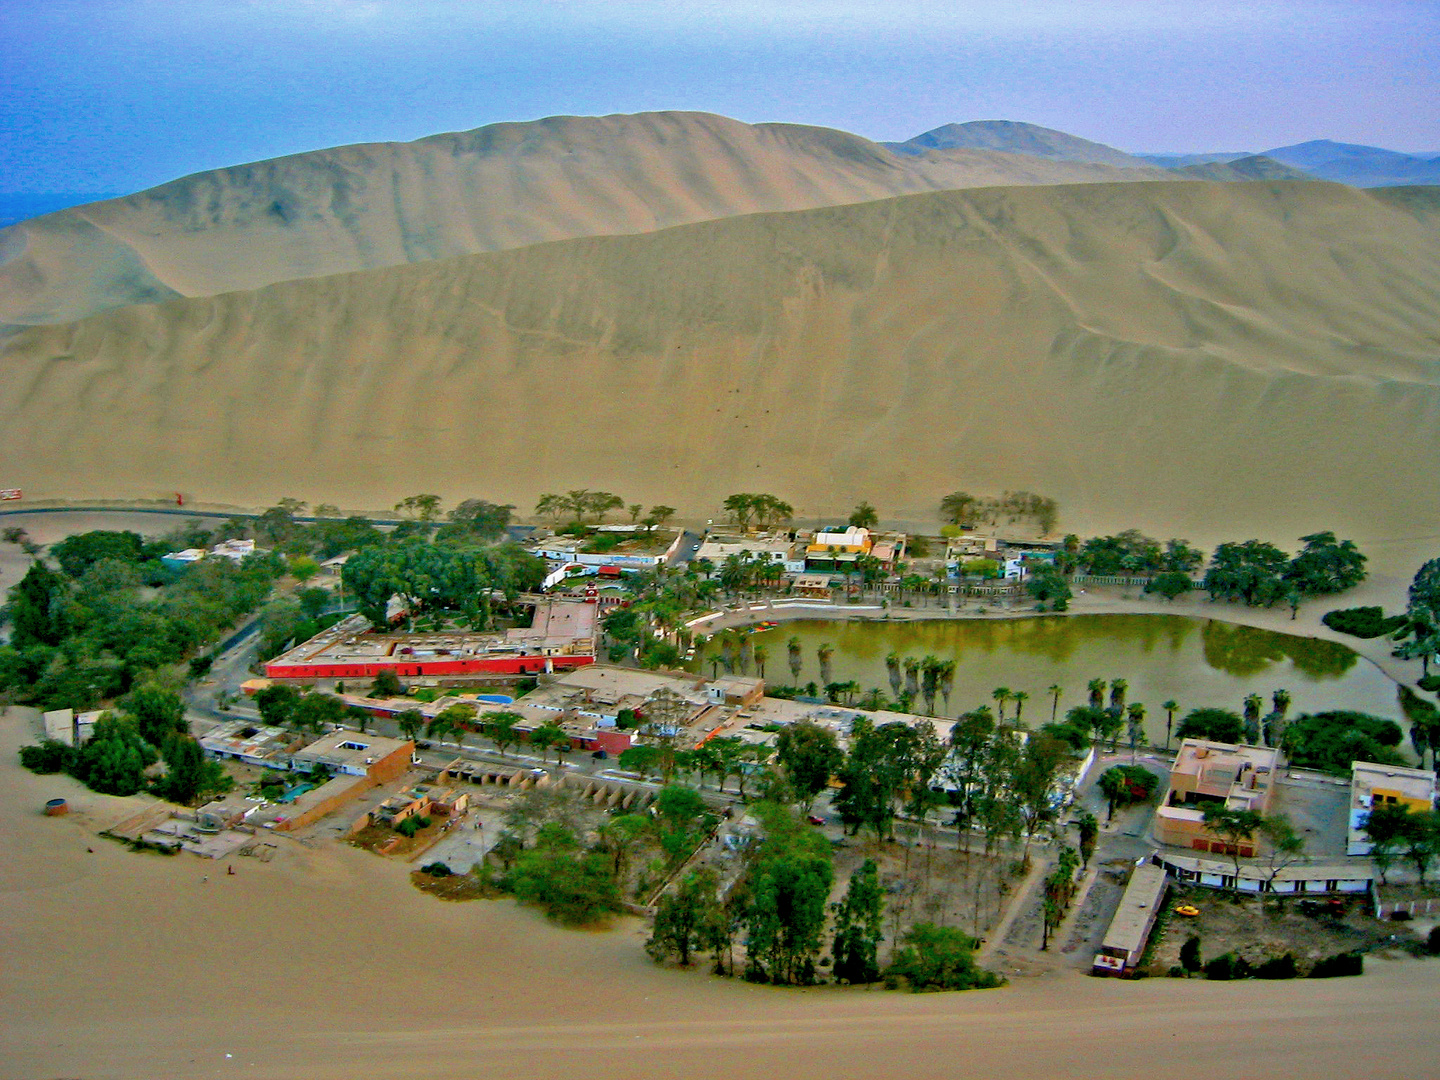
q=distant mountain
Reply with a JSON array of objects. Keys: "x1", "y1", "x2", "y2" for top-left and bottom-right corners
[
  {"x1": 1138, "y1": 153, "x2": 1251, "y2": 168},
  {"x1": 1172, "y1": 155, "x2": 1316, "y2": 182},
  {"x1": 1258, "y1": 140, "x2": 1440, "y2": 187},
  {"x1": 886, "y1": 121, "x2": 1151, "y2": 168},
  {"x1": 0, "y1": 193, "x2": 123, "y2": 229}
]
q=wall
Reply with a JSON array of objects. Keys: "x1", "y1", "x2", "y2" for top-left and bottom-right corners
[{"x1": 265, "y1": 654, "x2": 594, "y2": 681}]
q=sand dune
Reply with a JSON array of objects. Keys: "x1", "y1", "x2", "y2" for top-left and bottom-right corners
[
  {"x1": 0, "y1": 111, "x2": 1177, "y2": 328},
  {"x1": 3, "y1": 179, "x2": 1438, "y2": 555}
]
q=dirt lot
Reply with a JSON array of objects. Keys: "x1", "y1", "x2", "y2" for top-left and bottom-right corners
[{"x1": 1147, "y1": 888, "x2": 1424, "y2": 975}]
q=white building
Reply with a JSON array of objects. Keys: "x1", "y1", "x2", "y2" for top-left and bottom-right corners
[{"x1": 1347, "y1": 760, "x2": 1437, "y2": 855}]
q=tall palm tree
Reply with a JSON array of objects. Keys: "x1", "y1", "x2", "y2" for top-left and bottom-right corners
[
  {"x1": 904, "y1": 657, "x2": 921, "y2": 697},
  {"x1": 992, "y1": 686, "x2": 1012, "y2": 723},
  {"x1": 787, "y1": 636, "x2": 802, "y2": 682},
  {"x1": 1087, "y1": 678, "x2": 1107, "y2": 710},
  {"x1": 1242, "y1": 693, "x2": 1263, "y2": 743},
  {"x1": 1048, "y1": 684, "x2": 1063, "y2": 723},
  {"x1": 1161, "y1": 699, "x2": 1178, "y2": 749},
  {"x1": 1109, "y1": 678, "x2": 1128, "y2": 715},
  {"x1": 753, "y1": 645, "x2": 768, "y2": 680},
  {"x1": 1126, "y1": 703, "x2": 1146, "y2": 761},
  {"x1": 1012, "y1": 690, "x2": 1030, "y2": 723}
]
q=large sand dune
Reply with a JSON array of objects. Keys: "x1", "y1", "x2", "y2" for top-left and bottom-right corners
[
  {"x1": 0, "y1": 111, "x2": 1174, "y2": 328},
  {"x1": 2, "y1": 180, "x2": 1438, "y2": 553}
]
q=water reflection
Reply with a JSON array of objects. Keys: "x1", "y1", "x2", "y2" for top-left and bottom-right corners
[{"x1": 696, "y1": 613, "x2": 1397, "y2": 741}]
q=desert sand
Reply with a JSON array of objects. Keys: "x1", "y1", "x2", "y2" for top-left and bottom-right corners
[
  {"x1": 2, "y1": 701, "x2": 1437, "y2": 1080},
  {"x1": 2, "y1": 179, "x2": 1437, "y2": 572},
  {"x1": 0, "y1": 111, "x2": 1176, "y2": 328}
]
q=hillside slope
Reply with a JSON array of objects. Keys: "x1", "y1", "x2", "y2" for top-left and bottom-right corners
[
  {"x1": 1173, "y1": 155, "x2": 1315, "y2": 182},
  {"x1": 0, "y1": 111, "x2": 1174, "y2": 328},
  {"x1": 3, "y1": 181, "x2": 1438, "y2": 549},
  {"x1": 1261, "y1": 140, "x2": 1440, "y2": 187}
]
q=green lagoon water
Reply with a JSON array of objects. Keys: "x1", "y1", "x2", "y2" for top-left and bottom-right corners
[{"x1": 698, "y1": 615, "x2": 1403, "y2": 744}]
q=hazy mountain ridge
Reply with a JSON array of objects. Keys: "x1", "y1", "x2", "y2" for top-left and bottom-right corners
[
  {"x1": 1173, "y1": 155, "x2": 1316, "y2": 182},
  {"x1": 0, "y1": 110, "x2": 1178, "y2": 329},
  {"x1": 886, "y1": 120, "x2": 1151, "y2": 168},
  {"x1": 3, "y1": 180, "x2": 1437, "y2": 548}
]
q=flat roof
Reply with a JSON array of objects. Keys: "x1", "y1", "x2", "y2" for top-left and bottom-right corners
[
  {"x1": 1351, "y1": 760, "x2": 1436, "y2": 800},
  {"x1": 292, "y1": 730, "x2": 412, "y2": 768},
  {"x1": 1101, "y1": 864, "x2": 1169, "y2": 956}
]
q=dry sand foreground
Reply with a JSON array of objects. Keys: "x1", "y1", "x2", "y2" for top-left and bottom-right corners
[{"x1": 2, "y1": 706, "x2": 1437, "y2": 1080}]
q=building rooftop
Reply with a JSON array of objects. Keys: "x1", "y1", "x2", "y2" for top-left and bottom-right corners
[
  {"x1": 1101, "y1": 864, "x2": 1169, "y2": 958},
  {"x1": 197, "y1": 719, "x2": 299, "y2": 764},
  {"x1": 1168, "y1": 738, "x2": 1279, "y2": 812},
  {"x1": 291, "y1": 730, "x2": 413, "y2": 772},
  {"x1": 1350, "y1": 761, "x2": 1436, "y2": 808}
]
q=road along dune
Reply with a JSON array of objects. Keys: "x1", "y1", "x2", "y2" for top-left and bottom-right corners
[
  {"x1": 0, "y1": 110, "x2": 1176, "y2": 328},
  {"x1": 3, "y1": 179, "x2": 1437, "y2": 560}
]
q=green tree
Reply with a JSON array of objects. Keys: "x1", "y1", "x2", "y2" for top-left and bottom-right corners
[
  {"x1": 120, "y1": 684, "x2": 187, "y2": 749},
  {"x1": 848, "y1": 502, "x2": 879, "y2": 530},
  {"x1": 1201, "y1": 805, "x2": 1264, "y2": 883},
  {"x1": 1203, "y1": 540, "x2": 1290, "y2": 607},
  {"x1": 1097, "y1": 764, "x2": 1158, "y2": 821},
  {"x1": 1076, "y1": 810, "x2": 1099, "y2": 870},
  {"x1": 395, "y1": 709, "x2": 423, "y2": 742},
  {"x1": 529, "y1": 722, "x2": 569, "y2": 764},
  {"x1": 1026, "y1": 566, "x2": 1072, "y2": 610},
  {"x1": 292, "y1": 692, "x2": 349, "y2": 732},
  {"x1": 774, "y1": 721, "x2": 843, "y2": 811},
  {"x1": 647, "y1": 868, "x2": 722, "y2": 967},
  {"x1": 1175, "y1": 707, "x2": 1244, "y2": 744},
  {"x1": 506, "y1": 823, "x2": 621, "y2": 925},
  {"x1": 745, "y1": 828, "x2": 834, "y2": 984},
  {"x1": 482, "y1": 711, "x2": 523, "y2": 757},
  {"x1": 371, "y1": 668, "x2": 403, "y2": 698},
  {"x1": 254, "y1": 683, "x2": 301, "y2": 727},
  {"x1": 831, "y1": 859, "x2": 885, "y2": 984},
  {"x1": 70, "y1": 715, "x2": 157, "y2": 796},
  {"x1": 1284, "y1": 531, "x2": 1367, "y2": 597},
  {"x1": 157, "y1": 735, "x2": 232, "y2": 805},
  {"x1": 1259, "y1": 814, "x2": 1306, "y2": 892},
  {"x1": 1364, "y1": 802, "x2": 1413, "y2": 885},
  {"x1": 9, "y1": 561, "x2": 67, "y2": 648}
]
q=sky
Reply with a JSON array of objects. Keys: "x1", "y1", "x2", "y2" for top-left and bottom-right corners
[{"x1": 1, "y1": 0, "x2": 1437, "y2": 194}]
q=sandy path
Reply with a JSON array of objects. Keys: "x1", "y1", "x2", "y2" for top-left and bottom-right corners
[{"x1": 3, "y1": 704, "x2": 1439, "y2": 1080}]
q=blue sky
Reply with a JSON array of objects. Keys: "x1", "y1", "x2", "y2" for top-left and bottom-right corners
[{"x1": 1, "y1": 0, "x2": 1437, "y2": 194}]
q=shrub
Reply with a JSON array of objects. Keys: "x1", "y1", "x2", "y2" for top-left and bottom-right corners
[
  {"x1": 1427, "y1": 926, "x2": 1440, "y2": 955},
  {"x1": 1308, "y1": 951, "x2": 1364, "y2": 978},
  {"x1": 188, "y1": 653, "x2": 214, "y2": 677},
  {"x1": 1203, "y1": 953, "x2": 1237, "y2": 981},
  {"x1": 1282, "y1": 711, "x2": 1405, "y2": 774},
  {"x1": 420, "y1": 861, "x2": 452, "y2": 877},
  {"x1": 396, "y1": 817, "x2": 421, "y2": 838},
  {"x1": 883, "y1": 923, "x2": 1004, "y2": 992},
  {"x1": 1419, "y1": 675, "x2": 1440, "y2": 693},
  {"x1": 1321, "y1": 606, "x2": 1406, "y2": 639},
  {"x1": 1166, "y1": 965, "x2": 1188, "y2": 978},
  {"x1": 19, "y1": 739, "x2": 76, "y2": 774},
  {"x1": 1256, "y1": 953, "x2": 1297, "y2": 980},
  {"x1": 1179, "y1": 935, "x2": 1202, "y2": 973}
]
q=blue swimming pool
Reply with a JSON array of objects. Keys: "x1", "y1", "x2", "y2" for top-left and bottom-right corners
[
  {"x1": 473, "y1": 694, "x2": 514, "y2": 705},
  {"x1": 276, "y1": 782, "x2": 316, "y2": 804}
]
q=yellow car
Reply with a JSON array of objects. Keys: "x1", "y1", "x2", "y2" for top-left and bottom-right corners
[{"x1": 1174, "y1": 904, "x2": 1201, "y2": 918}]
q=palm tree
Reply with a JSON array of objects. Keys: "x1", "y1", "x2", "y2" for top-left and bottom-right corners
[
  {"x1": 1047, "y1": 684, "x2": 1062, "y2": 723},
  {"x1": 1267, "y1": 688, "x2": 1292, "y2": 749},
  {"x1": 904, "y1": 657, "x2": 920, "y2": 697},
  {"x1": 787, "y1": 636, "x2": 802, "y2": 682},
  {"x1": 1242, "y1": 693, "x2": 1263, "y2": 744},
  {"x1": 992, "y1": 686, "x2": 1012, "y2": 723},
  {"x1": 1012, "y1": 690, "x2": 1030, "y2": 723},
  {"x1": 920, "y1": 656, "x2": 940, "y2": 715},
  {"x1": 1087, "y1": 678, "x2": 1107, "y2": 710},
  {"x1": 1161, "y1": 700, "x2": 1178, "y2": 749},
  {"x1": 1109, "y1": 678, "x2": 1128, "y2": 715},
  {"x1": 1126, "y1": 703, "x2": 1146, "y2": 761},
  {"x1": 753, "y1": 645, "x2": 768, "y2": 679}
]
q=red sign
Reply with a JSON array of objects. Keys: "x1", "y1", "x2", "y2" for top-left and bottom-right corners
[{"x1": 0, "y1": 489, "x2": 20, "y2": 501}]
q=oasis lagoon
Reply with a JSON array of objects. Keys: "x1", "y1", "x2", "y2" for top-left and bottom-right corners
[{"x1": 697, "y1": 614, "x2": 1404, "y2": 745}]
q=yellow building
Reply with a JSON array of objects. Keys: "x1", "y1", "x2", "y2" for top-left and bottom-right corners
[
  {"x1": 1347, "y1": 760, "x2": 1436, "y2": 855},
  {"x1": 1152, "y1": 739, "x2": 1279, "y2": 855}
]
